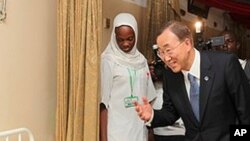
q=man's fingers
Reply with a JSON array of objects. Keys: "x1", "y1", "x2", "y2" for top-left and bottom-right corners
[
  {"x1": 142, "y1": 96, "x2": 149, "y2": 105},
  {"x1": 134, "y1": 97, "x2": 151, "y2": 121},
  {"x1": 133, "y1": 101, "x2": 138, "y2": 106},
  {"x1": 134, "y1": 101, "x2": 141, "y2": 112}
]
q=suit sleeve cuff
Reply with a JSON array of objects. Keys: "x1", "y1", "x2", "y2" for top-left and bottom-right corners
[{"x1": 145, "y1": 109, "x2": 154, "y2": 127}]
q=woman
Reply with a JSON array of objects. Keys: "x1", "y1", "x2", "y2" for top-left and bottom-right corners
[{"x1": 100, "y1": 13, "x2": 156, "y2": 141}]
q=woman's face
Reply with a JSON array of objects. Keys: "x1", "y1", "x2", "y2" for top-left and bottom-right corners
[{"x1": 115, "y1": 25, "x2": 135, "y2": 53}]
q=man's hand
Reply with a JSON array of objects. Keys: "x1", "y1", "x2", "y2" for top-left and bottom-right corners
[{"x1": 134, "y1": 96, "x2": 153, "y2": 122}]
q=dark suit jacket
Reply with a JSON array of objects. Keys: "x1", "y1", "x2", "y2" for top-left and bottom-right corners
[
  {"x1": 244, "y1": 59, "x2": 250, "y2": 84},
  {"x1": 152, "y1": 51, "x2": 250, "y2": 141}
]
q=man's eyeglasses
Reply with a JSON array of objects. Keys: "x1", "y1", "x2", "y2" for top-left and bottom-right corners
[{"x1": 157, "y1": 40, "x2": 185, "y2": 59}]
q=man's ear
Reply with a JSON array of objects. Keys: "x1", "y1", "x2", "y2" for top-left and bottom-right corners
[
  {"x1": 236, "y1": 42, "x2": 240, "y2": 50},
  {"x1": 185, "y1": 38, "x2": 193, "y2": 51}
]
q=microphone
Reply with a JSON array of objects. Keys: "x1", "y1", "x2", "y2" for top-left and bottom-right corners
[
  {"x1": 152, "y1": 44, "x2": 158, "y2": 59},
  {"x1": 152, "y1": 44, "x2": 161, "y2": 63},
  {"x1": 152, "y1": 44, "x2": 158, "y2": 50},
  {"x1": 151, "y1": 44, "x2": 165, "y2": 80}
]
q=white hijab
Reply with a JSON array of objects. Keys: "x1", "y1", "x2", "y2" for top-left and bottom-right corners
[{"x1": 102, "y1": 13, "x2": 146, "y2": 69}]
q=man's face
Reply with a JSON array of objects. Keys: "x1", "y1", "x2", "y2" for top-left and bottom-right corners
[
  {"x1": 115, "y1": 25, "x2": 135, "y2": 53},
  {"x1": 217, "y1": 32, "x2": 238, "y2": 53},
  {"x1": 156, "y1": 29, "x2": 191, "y2": 72}
]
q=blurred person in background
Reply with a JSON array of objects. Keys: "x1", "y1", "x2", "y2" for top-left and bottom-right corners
[{"x1": 217, "y1": 30, "x2": 250, "y2": 83}]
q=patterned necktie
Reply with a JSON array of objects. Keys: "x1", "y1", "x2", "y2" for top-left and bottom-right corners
[{"x1": 188, "y1": 73, "x2": 200, "y2": 121}]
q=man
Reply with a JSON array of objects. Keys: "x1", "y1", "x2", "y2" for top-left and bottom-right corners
[
  {"x1": 134, "y1": 21, "x2": 250, "y2": 141},
  {"x1": 217, "y1": 30, "x2": 250, "y2": 83}
]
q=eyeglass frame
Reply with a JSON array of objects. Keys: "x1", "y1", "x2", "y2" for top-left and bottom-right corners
[{"x1": 156, "y1": 39, "x2": 186, "y2": 59}]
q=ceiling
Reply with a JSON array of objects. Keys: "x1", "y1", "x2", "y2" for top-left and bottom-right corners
[
  {"x1": 198, "y1": 0, "x2": 250, "y2": 28},
  {"x1": 233, "y1": 0, "x2": 250, "y2": 5}
]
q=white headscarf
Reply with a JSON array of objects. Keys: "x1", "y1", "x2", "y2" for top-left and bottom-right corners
[{"x1": 102, "y1": 13, "x2": 146, "y2": 69}]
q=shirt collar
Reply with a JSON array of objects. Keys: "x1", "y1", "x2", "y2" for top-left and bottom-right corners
[
  {"x1": 239, "y1": 59, "x2": 247, "y2": 69},
  {"x1": 182, "y1": 48, "x2": 200, "y2": 80}
]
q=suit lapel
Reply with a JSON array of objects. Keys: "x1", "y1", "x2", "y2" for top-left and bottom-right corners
[
  {"x1": 169, "y1": 72, "x2": 198, "y2": 124},
  {"x1": 200, "y1": 52, "x2": 215, "y2": 123}
]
